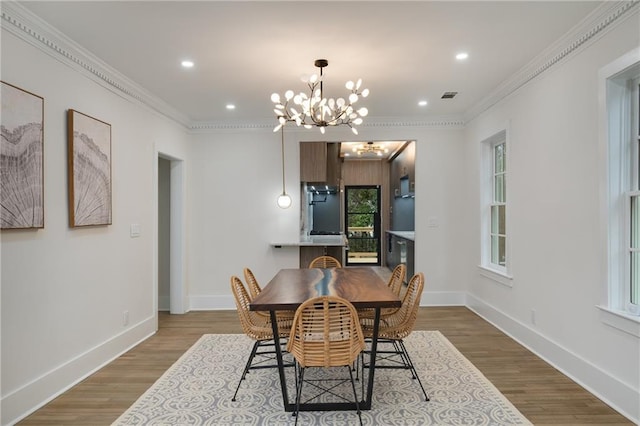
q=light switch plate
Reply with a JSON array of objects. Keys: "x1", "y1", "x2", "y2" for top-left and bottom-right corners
[{"x1": 130, "y1": 223, "x2": 141, "y2": 237}]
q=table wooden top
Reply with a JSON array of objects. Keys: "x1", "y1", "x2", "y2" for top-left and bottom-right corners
[{"x1": 249, "y1": 267, "x2": 401, "y2": 311}]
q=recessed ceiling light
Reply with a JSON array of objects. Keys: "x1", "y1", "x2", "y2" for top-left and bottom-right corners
[
  {"x1": 418, "y1": 100, "x2": 428, "y2": 107},
  {"x1": 456, "y1": 52, "x2": 469, "y2": 61},
  {"x1": 181, "y1": 60, "x2": 194, "y2": 68},
  {"x1": 226, "y1": 104, "x2": 236, "y2": 110}
]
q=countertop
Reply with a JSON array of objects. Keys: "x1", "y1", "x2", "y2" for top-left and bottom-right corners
[
  {"x1": 272, "y1": 234, "x2": 348, "y2": 248},
  {"x1": 385, "y1": 230, "x2": 415, "y2": 241}
]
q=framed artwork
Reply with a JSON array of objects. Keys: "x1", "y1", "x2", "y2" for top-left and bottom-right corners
[
  {"x1": 68, "y1": 109, "x2": 112, "y2": 227},
  {"x1": 1, "y1": 81, "x2": 45, "y2": 230}
]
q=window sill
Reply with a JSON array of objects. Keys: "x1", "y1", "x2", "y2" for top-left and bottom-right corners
[
  {"x1": 596, "y1": 305, "x2": 640, "y2": 337},
  {"x1": 478, "y1": 265, "x2": 513, "y2": 288}
]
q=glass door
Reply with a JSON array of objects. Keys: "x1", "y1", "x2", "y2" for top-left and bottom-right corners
[{"x1": 345, "y1": 186, "x2": 381, "y2": 265}]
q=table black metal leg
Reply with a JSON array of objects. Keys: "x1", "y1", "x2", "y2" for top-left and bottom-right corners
[
  {"x1": 269, "y1": 310, "x2": 291, "y2": 411},
  {"x1": 363, "y1": 307, "x2": 381, "y2": 410}
]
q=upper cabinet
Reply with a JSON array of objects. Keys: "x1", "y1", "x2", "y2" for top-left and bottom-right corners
[
  {"x1": 300, "y1": 142, "x2": 341, "y2": 186},
  {"x1": 390, "y1": 141, "x2": 415, "y2": 197},
  {"x1": 300, "y1": 142, "x2": 327, "y2": 182}
]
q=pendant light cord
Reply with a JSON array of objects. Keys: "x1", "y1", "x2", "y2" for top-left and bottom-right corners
[{"x1": 281, "y1": 127, "x2": 286, "y2": 193}]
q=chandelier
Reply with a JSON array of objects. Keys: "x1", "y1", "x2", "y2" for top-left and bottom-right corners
[
  {"x1": 271, "y1": 59, "x2": 369, "y2": 135},
  {"x1": 352, "y1": 142, "x2": 389, "y2": 157}
]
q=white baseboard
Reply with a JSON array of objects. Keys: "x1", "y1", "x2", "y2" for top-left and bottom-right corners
[
  {"x1": 189, "y1": 294, "x2": 235, "y2": 311},
  {"x1": 1, "y1": 316, "x2": 157, "y2": 426},
  {"x1": 421, "y1": 291, "x2": 467, "y2": 306},
  {"x1": 466, "y1": 294, "x2": 639, "y2": 424}
]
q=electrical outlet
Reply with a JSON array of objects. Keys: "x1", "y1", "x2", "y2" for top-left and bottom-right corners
[
  {"x1": 530, "y1": 309, "x2": 536, "y2": 325},
  {"x1": 123, "y1": 310, "x2": 129, "y2": 326}
]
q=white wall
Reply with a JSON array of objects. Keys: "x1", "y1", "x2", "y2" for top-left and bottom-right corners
[
  {"x1": 3, "y1": 2, "x2": 638, "y2": 424},
  {"x1": 462, "y1": 15, "x2": 640, "y2": 422},
  {"x1": 186, "y1": 125, "x2": 467, "y2": 310},
  {"x1": 0, "y1": 31, "x2": 190, "y2": 424}
]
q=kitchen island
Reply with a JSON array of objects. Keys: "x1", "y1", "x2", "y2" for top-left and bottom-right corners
[{"x1": 271, "y1": 234, "x2": 348, "y2": 267}]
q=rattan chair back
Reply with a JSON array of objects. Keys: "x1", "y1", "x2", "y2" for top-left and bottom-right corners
[
  {"x1": 308, "y1": 255, "x2": 342, "y2": 268},
  {"x1": 230, "y1": 275, "x2": 290, "y2": 340},
  {"x1": 287, "y1": 296, "x2": 365, "y2": 368},
  {"x1": 388, "y1": 263, "x2": 406, "y2": 296},
  {"x1": 243, "y1": 267, "x2": 262, "y2": 299}
]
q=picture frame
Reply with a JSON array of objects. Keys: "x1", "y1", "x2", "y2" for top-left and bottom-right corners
[
  {"x1": 68, "y1": 109, "x2": 112, "y2": 227},
  {"x1": 1, "y1": 81, "x2": 45, "y2": 230}
]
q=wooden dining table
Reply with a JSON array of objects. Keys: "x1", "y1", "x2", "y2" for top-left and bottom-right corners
[{"x1": 249, "y1": 267, "x2": 401, "y2": 412}]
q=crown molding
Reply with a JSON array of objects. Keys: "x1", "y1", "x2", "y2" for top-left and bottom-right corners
[
  {"x1": 0, "y1": 1, "x2": 191, "y2": 128},
  {"x1": 463, "y1": 0, "x2": 640, "y2": 123},
  {"x1": 188, "y1": 115, "x2": 465, "y2": 133},
  {"x1": 2, "y1": 1, "x2": 637, "y2": 132}
]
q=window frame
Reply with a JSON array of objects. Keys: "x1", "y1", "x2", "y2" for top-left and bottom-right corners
[
  {"x1": 480, "y1": 129, "x2": 512, "y2": 284},
  {"x1": 600, "y1": 48, "x2": 640, "y2": 327},
  {"x1": 626, "y1": 76, "x2": 639, "y2": 314}
]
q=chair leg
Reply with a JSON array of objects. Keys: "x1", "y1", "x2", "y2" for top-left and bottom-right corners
[
  {"x1": 347, "y1": 365, "x2": 363, "y2": 426},
  {"x1": 294, "y1": 365, "x2": 305, "y2": 426},
  {"x1": 398, "y1": 340, "x2": 429, "y2": 401},
  {"x1": 232, "y1": 340, "x2": 260, "y2": 401}
]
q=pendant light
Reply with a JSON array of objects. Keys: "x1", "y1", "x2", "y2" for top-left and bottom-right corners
[{"x1": 277, "y1": 127, "x2": 292, "y2": 209}]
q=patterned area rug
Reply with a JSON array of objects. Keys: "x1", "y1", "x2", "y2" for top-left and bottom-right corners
[{"x1": 113, "y1": 331, "x2": 531, "y2": 425}]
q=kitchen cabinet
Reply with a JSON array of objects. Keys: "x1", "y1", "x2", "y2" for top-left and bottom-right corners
[
  {"x1": 300, "y1": 142, "x2": 327, "y2": 182},
  {"x1": 386, "y1": 231, "x2": 414, "y2": 283},
  {"x1": 300, "y1": 142, "x2": 341, "y2": 186},
  {"x1": 390, "y1": 141, "x2": 415, "y2": 199},
  {"x1": 386, "y1": 233, "x2": 400, "y2": 271},
  {"x1": 406, "y1": 239, "x2": 415, "y2": 281},
  {"x1": 300, "y1": 246, "x2": 343, "y2": 268}
]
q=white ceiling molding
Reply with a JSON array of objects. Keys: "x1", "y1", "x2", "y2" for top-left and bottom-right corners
[
  {"x1": 2, "y1": 1, "x2": 637, "y2": 132},
  {"x1": 1, "y1": 1, "x2": 191, "y2": 128},
  {"x1": 188, "y1": 116, "x2": 465, "y2": 133},
  {"x1": 463, "y1": 0, "x2": 640, "y2": 123}
]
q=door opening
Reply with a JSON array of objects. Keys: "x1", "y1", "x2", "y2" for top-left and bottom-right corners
[
  {"x1": 158, "y1": 157, "x2": 171, "y2": 311},
  {"x1": 157, "y1": 153, "x2": 186, "y2": 315},
  {"x1": 345, "y1": 186, "x2": 381, "y2": 266}
]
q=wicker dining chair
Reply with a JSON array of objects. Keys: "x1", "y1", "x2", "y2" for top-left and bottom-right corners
[
  {"x1": 308, "y1": 255, "x2": 342, "y2": 268},
  {"x1": 230, "y1": 275, "x2": 293, "y2": 401},
  {"x1": 358, "y1": 263, "x2": 406, "y2": 321},
  {"x1": 286, "y1": 296, "x2": 365, "y2": 426},
  {"x1": 360, "y1": 272, "x2": 429, "y2": 401}
]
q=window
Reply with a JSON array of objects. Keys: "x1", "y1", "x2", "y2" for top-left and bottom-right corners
[
  {"x1": 628, "y1": 76, "x2": 640, "y2": 313},
  {"x1": 491, "y1": 142, "x2": 507, "y2": 267},
  {"x1": 602, "y1": 48, "x2": 640, "y2": 320},
  {"x1": 480, "y1": 129, "x2": 511, "y2": 282}
]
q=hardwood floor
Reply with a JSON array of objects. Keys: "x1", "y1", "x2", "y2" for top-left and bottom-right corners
[{"x1": 18, "y1": 307, "x2": 632, "y2": 425}]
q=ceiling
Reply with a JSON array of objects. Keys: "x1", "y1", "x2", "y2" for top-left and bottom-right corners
[{"x1": 18, "y1": 1, "x2": 602, "y2": 127}]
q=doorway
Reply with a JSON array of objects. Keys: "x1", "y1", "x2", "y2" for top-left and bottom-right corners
[
  {"x1": 157, "y1": 153, "x2": 186, "y2": 315},
  {"x1": 344, "y1": 186, "x2": 381, "y2": 266}
]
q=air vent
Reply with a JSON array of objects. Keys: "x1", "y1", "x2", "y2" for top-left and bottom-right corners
[{"x1": 441, "y1": 91, "x2": 458, "y2": 99}]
